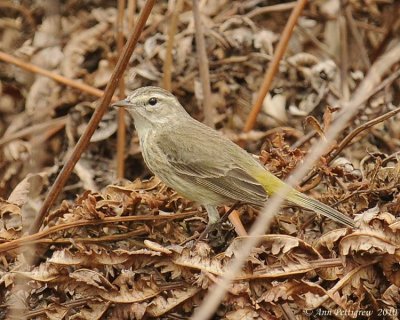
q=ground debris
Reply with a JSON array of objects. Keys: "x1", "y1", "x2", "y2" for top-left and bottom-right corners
[{"x1": 0, "y1": 0, "x2": 399, "y2": 318}]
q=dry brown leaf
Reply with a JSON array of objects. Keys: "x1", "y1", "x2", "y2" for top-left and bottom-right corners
[
  {"x1": 17, "y1": 263, "x2": 61, "y2": 282},
  {"x1": 43, "y1": 303, "x2": 69, "y2": 320},
  {"x1": 61, "y1": 22, "x2": 111, "y2": 79},
  {"x1": 382, "y1": 253, "x2": 400, "y2": 286},
  {"x1": 49, "y1": 247, "x2": 162, "y2": 267},
  {"x1": 225, "y1": 306, "x2": 261, "y2": 320},
  {"x1": 109, "y1": 302, "x2": 148, "y2": 320},
  {"x1": 258, "y1": 280, "x2": 328, "y2": 309},
  {"x1": 69, "y1": 301, "x2": 110, "y2": 320},
  {"x1": 147, "y1": 287, "x2": 201, "y2": 317},
  {"x1": 98, "y1": 270, "x2": 160, "y2": 303},
  {"x1": 340, "y1": 210, "x2": 400, "y2": 260},
  {"x1": 70, "y1": 269, "x2": 115, "y2": 291}
]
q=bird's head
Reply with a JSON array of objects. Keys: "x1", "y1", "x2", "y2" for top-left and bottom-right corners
[{"x1": 112, "y1": 86, "x2": 189, "y2": 131}]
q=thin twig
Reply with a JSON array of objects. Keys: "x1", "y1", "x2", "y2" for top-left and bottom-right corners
[
  {"x1": 354, "y1": 20, "x2": 386, "y2": 34},
  {"x1": 0, "y1": 51, "x2": 113, "y2": 100},
  {"x1": 339, "y1": 14, "x2": 350, "y2": 100},
  {"x1": 295, "y1": 67, "x2": 400, "y2": 150},
  {"x1": 0, "y1": 1, "x2": 35, "y2": 29},
  {"x1": 29, "y1": 0, "x2": 156, "y2": 234},
  {"x1": 300, "y1": 105, "x2": 400, "y2": 190},
  {"x1": 245, "y1": 1, "x2": 297, "y2": 18},
  {"x1": 192, "y1": 0, "x2": 214, "y2": 128},
  {"x1": 291, "y1": 130, "x2": 316, "y2": 149},
  {"x1": 297, "y1": 25, "x2": 338, "y2": 63},
  {"x1": 329, "y1": 107, "x2": 400, "y2": 163},
  {"x1": 0, "y1": 117, "x2": 67, "y2": 147},
  {"x1": 25, "y1": 228, "x2": 149, "y2": 247},
  {"x1": 334, "y1": 183, "x2": 399, "y2": 208},
  {"x1": 243, "y1": 0, "x2": 308, "y2": 132},
  {"x1": 3, "y1": 211, "x2": 196, "y2": 254},
  {"x1": 300, "y1": 68, "x2": 400, "y2": 188},
  {"x1": 308, "y1": 258, "x2": 343, "y2": 268},
  {"x1": 345, "y1": 5, "x2": 370, "y2": 68},
  {"x1": 228, "y1": 209, "x2": 247, "y2": 237},
  {"x1": 369, "y1": 2, "x2": 399, "y2": 63},
  {"x1": 116, "y1": 0, "x2": 127, "y2": 179},
  {"x1": 127, "y1": 0, "x2": 136, "y2": 30},
  {"x1": 163, "y1": 0, "x2": 184, "y2": 91},
  {"x1": 25, "y1": 298, "x2": 95, "y2": 319}
]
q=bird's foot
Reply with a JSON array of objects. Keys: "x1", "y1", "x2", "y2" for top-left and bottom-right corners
[
  {"x1": 194, "y1": 202, "x2": 241, "y2": 245},
  {"x1": 194, "y1": 219, "x2": 225, "y2": 246}
]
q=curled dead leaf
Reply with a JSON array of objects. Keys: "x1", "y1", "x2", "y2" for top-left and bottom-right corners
[
  {"x1": 382, "y1": 253, "x2": 400, "y2": 286},
  {"x1": 144, "y1": 239, "x2": 172, "y2": 254}
]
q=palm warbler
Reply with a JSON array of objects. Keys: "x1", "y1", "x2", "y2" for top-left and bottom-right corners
[{"x1": 113, "y1": 86, "x2": 354, "y2": 228}]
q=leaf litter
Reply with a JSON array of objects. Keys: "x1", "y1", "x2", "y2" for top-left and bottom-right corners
[{"x1": 0, "y1": 0, "x2": 400, "y2": 319}]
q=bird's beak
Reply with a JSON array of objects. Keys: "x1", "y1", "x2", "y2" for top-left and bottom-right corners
[{"x1": 111, "y1": 99, "x2": 132, "y2": 108}]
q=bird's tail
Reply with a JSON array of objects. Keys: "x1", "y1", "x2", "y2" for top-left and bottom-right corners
[
  {"x1": 252, "y1": 169, "x2": 355, "y2": 228},
  {"x1": 286, "y1": 190, "x2": 355, "y2": 228}
]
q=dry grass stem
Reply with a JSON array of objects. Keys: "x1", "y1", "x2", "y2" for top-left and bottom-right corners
[
  {"x1": 245, "y1": 1, "x2": 297, "y2": 18},
  {"x1": 0, "y1": 51, "x2": 112, "y2": 100},
  {"x1": 192, "y1": 0, "x2": 214, "y2": 128},
  {"x1": 243, "y1": 0, "x2": 308, "y2": 132},
  {"x1": 162, "y1": 0, "x2": 184, "y2": 91},
  {"x1": 116, "y1": 0, "x2": 127, "y2": 179}
]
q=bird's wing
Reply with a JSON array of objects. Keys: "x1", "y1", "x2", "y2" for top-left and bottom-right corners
[{"x1": 155, "y1": 124, "x2": 267, "y2": 205}]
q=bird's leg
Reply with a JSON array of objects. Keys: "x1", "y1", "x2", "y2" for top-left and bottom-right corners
[
  {"x1": 195, "y1": 202, "x2": 241, "y2": 244},
  {"x1": 205, "y1": 204, "x2": 220, "y2": 225},
  {"x1": 194, "y1": 205, "x2": 220, "y2": 245}
]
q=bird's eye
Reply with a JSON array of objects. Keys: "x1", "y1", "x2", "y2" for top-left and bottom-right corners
[{"x1": 148, "y1": 97, "x2": 158, "y2": 106}]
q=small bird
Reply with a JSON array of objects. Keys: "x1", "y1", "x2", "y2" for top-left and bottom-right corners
[{"x1": 113, "y1": 86, "x2": 355, "y2": 228}]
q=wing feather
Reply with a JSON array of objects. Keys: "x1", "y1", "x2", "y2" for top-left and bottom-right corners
[{"x1": 155, "y1": 125, "x2": 267, "y2": 205}]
